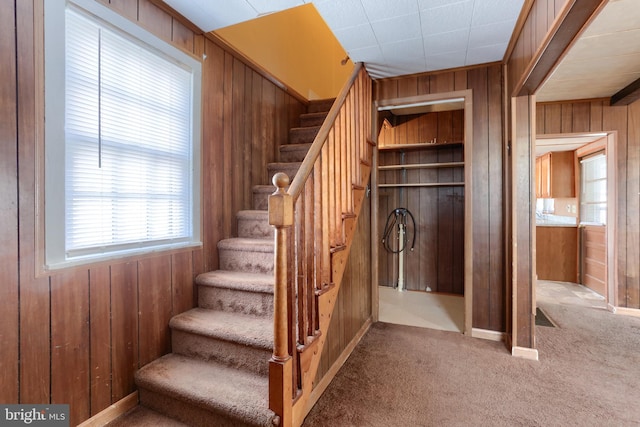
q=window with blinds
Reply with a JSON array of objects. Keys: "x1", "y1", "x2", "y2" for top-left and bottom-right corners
[
  {"x1": 44, "y1": 0, "x2": 202, "y2": 268},
  {"x1": 580, "y1": 153, "x2": 607, "y2": 225}
]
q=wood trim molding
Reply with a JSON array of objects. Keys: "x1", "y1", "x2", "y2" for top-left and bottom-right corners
[
  {"x1": 76, "y1": 391, "x2": 138, "y2": 427},
  {"x1": 610, "y1": 76, "x2": 640, "y2": 106},
  {"x1": 472, "y1": 328, "x2": 506, "y2": 342},
  {"x1": 614, "y1": 307, "x2": 640, "y2": 318},
  {"x1": 514, "y1": 0, "x2": 607, "y2": 97},
  {"x1": 511, "y1": 346, "x2": 539, "y2": 361}
]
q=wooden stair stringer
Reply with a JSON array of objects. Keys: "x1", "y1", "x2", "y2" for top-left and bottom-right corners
[{"x1": 291, "y1": 163, "x2": 372, "y2": 426}]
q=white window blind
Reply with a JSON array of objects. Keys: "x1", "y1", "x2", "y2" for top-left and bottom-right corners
[
  {"x1": 580, "y1": 153, "x2": 606, "y2": 225},
  {"x1": 45, "y1": 0, "x2": 201, "y2": 268}
]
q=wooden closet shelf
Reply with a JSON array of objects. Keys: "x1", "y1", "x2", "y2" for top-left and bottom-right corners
[
  {"x1": 378, "y1": 141, "x2": 463, "y2": 151},
  {"x1": 378, "y1": 161, "x2": 464, "y2": 171},
  {"x1": 378, "y1": 182, "x2": 464, "y2": 188}
]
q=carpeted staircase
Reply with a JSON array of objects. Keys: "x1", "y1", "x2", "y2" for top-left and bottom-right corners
[{"x1": 111, "y1": 99, "x2": 335, "y2": 427}]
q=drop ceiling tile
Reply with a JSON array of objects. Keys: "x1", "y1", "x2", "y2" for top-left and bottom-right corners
[
  {"x1": 312, "y1": 0, "x2": 369, "y2": 30},
  {"x1": 582, "y1": 0, "x2": 640, "y2": 37},
  {"x1": 418, "y1": 0, "x2": 468, "y2": 10},
  {"x1": 361, "y1": 0, "x2": 419, "y2": 21},
  {"x1": 425, "y1": 50, "x2": 467, "y2": 71},
  {"x1": 468, "y1": 20, "x2": 515, "y2": 48},
  {"x1": 180, "y1": 0, "x2": 259, "y2": 30},
  {"x1": 465, "y1": 42, "x2": 507, "y2": 64},
  {"x1": 333, "y1": 24, "x2": 378, "y2": 50},
  {"x1": 471, "y1": 0, "x2": 524, "y2": 26},
  {"x1": 246, "y1": 0, "x2": 304, "y2": 15},
  {"x1": 567, "y1": 29, "x2": 640, "y2": 60},
  {"x1": 420, "y1": 1, "x2": 474, "y2": 36},
  {"x1": 371, "y1": 14, "x2": 422, "y2": 44},
  {"x1": 423, "y1": 29, "x2": 469, "y2": 55},
  {"x1": 380, "y1": 37, "x2": 425, "y2": 59},
  {"x1": 347, "y1": 44, "x2": 386, "y2": 64}
]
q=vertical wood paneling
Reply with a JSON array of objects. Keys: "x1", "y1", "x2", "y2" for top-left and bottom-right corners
[
  {"x1": 6, "y1": 1, "x2": 306, "y2": 424},
  {"x1": 468, "y1": 67, "x2": 491, "y2": 327},
  {"x1": 0, "y1": 0, "x2": 19, "y2": 404},
  {"x1": 17, "y1": 0, "x2": 51, "y2": 405},
  {"x1": 202, "y1": 40, "x2": 225, "y2": 271},
  {"x1": 172, "y1": 251, "x2": 195, "y2": 315},
  {"x1": 51, "y1": 270, "x2": 90, "y2": 426},
  {"x1": 625, "y1": 101, "x2": 640, "y2": 308},
  {"x1": 603, "y1": 105, "x2": 628, "y2": 306},
  {"x1": 138, "y1": 256, "x2": 173, "y2": 367},
  {"x1": 89, "y1": 266, "x2": 112, "y2": 415},
  {"x1": 110, "y1": 262, "x2": 139, "y2": 401}
]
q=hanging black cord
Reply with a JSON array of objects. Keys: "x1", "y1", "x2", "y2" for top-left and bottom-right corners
[{"x1": 381, "y1": 208, "x2": 416, "y2": 254}]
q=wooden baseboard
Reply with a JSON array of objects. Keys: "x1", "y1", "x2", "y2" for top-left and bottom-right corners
[
  {"x1": 302, "y1": 317, "x2": 373, "y2": 419},
  {"x1": 511, "y1": 346, "x2": 539, "y2": 361},
  {"x1": 77, "y1": 391, "x2": 138, "y2": 427},
  {"x1": 614, "y1": 306, "x2": 640, "y2": 318},
  {"x1": 471, "y1": 328, "x2": 506, "y2": 342}
]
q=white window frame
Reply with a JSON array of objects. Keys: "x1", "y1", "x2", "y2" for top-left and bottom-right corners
[{"x1": 44, "y1": 0, "x2": 202, "y2": 269}]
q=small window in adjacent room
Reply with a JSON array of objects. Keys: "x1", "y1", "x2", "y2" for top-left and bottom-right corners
[
  {"x1": 580, "y1": 152, "x2": 606, "y2": 225},
  {"x1": 44, "y1": 0, "x2": 202, "y2": 269}
]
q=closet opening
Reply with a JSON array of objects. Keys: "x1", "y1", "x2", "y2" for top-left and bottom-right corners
[{"x1": 373, "y1": 91, "x2": 473, "y2": 335}]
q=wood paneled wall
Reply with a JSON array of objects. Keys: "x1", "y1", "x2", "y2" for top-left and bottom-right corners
[
  {"x1": 316, "y1": 187, "x2": 372, "y2": 382},
  {"x1": 1, "y1": 0, "x2": 306, "y2": 425},
  {"x1": 537, "y1": 100, "x2": 640, "y2": 309},
  {"x1": 506, "y1": 0, "x2": 569, "y2": 95},
  {"x1": 374, "y1": 63, "x2": 505, "y2": 331}
]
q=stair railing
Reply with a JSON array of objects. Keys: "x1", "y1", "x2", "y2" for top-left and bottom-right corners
[{"x1": 269, "y1": 63, "x2": 373, "y2": 426}]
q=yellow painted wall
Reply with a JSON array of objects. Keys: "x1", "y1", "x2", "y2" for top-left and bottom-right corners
[{"x1": 214, "y1": 4, "x2": 352, "y2": 100}]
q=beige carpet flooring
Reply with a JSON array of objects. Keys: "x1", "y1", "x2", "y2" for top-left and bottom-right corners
[{"x1": 303, "y1": 281, "x2": 640, "y2": 426}]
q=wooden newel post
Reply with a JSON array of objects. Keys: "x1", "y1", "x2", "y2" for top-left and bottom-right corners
[{"x1": 268, "y1": 172, "x2": 293, "y2": 427}]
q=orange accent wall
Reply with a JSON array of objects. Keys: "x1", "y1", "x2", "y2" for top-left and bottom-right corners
[{"x1": 214, "y1": 4, "x2": 352, "y2": 100}]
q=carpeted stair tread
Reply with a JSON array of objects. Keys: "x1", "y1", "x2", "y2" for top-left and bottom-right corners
[
  {"x1": 289, "y1": 126, "x2": 321, "y2": 145},
  {"x1": 237, "y1": 210, "x2": 271, "y2": 239},
  {"x1": 252, "y1": 185, "x2": 275, "y2": 210},
  {"x1": 196, "y1": 270, "x2": 274, "y2": 294},
  {"x1": 136, "y1": 354, "x2": 276, "y2": 427},
  {"x1": 218, "y1": 237, "x2": 273, "y2": 252},
  {"x1": 307, "y1": 98, "x2": 335, "y2": 113},
  {"x1": 279, "y1": 143, "x2": 312, "y2": 162},
  {"x1": 107, "y1": 405, "x2": 189, "y2": 426},
  {"x1": 300, "y1": 111, "x2": 328, "y2": 127},
  {"x1": 170, "y1": 308, "x2": 272, "y2": 349}
]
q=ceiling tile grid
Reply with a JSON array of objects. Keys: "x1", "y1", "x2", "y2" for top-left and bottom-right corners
[{"x1": 164, "y1": 0, "x2": 524, "y2": 78}]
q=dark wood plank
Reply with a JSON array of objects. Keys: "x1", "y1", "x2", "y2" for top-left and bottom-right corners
[
  {"x1": 251, "y1": 71, "x2": 264, "y2": 186},
  {"x1": 232, "y1": 57, "x2": 246, "y2": 218},
  {"x1": 171, "y1": 17, "x2": 194, "y2": 52},
  {"x1": 110, "y1": 262, "x2": 139, "y2": 401},
  {"x1": 0, "y1": 0, "x2": 19, "y2": 404},
  {"x1": 625, "y1": 101, "x2": 640, "y2": 308},
  {"x1": 602, "y1": 104, "x2": 628, "y2": 307},
  {"x1": 468, "y1": 67, "x2": 490, "y2": 326},
  {"x1": 17, "y1": 0, "x2": 51, "y2": 404},
  {"x1": 51, "y1": 270, "x2": 91, "y2": 426},
  {"x1": 109, "y1": 0, "x2": 138, "y2": 21},
  {"x1": 138, "y1": 0, "x2": 171, "y2": 42},
  {"x1": 487, "y1": 64, "x2": 504, "y2": 331},
  {"x1": 397, "y1": 76, "x2": 418, "y2": 98},
  {"x1": 89, "y1": 266, "x2": 113, "y2": 414},
  {"x1": 172, "y1": 251, "x2": 195, "y2": 315},
  {"x1": 202, "y1": 39, "x2": 225, "y2": 271},
  {"x1": 571, "y1": 101, "x2": 591, "y2": 133},
  {"x1": 138, "y1": 256, "x2": 173, "y2": 367},
  {"x1": 222, "y1": 52, "x2": 234, "y2": 237},
  {"x1": 430, "y1": 72, "x2": 455, "y2": 94}
]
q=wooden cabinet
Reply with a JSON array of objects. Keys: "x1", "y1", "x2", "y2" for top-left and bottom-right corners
[
  {"x1": 536, "y1": 226, "x2": 578, "y2": 282},
  {"x1": 535, "y1": 151, "x2": 575, "y2": 198}
]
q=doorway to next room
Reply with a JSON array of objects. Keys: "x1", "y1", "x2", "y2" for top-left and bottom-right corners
[{"x1": 374, "y1": 92, "x2": 472, "y2": 334}]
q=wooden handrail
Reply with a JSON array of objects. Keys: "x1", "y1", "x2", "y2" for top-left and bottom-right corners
[
  {"x1": 269, "y1": 63, "x2": 373, "y2": 427},
  {"x1": 287, "y1": 63, "x2": 363, "y2": 199}
]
